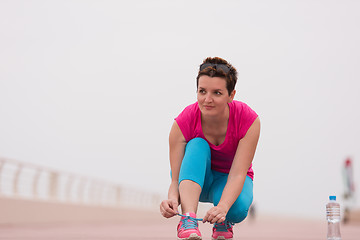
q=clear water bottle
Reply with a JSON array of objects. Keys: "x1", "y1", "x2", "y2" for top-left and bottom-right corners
[{"x1": 326, "y1": 196, "x2": 341, "y2": 240}]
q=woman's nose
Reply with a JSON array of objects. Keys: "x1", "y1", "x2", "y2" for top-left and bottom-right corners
[{"x1": 204, "y1": 94, "x2": 213, "y2": 103}]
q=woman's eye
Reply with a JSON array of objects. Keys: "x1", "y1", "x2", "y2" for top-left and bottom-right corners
[
  {"x1": 199, "y1": 89, "x2": 205, "y2": 94},
  {"x1": 215, "y1": 91, "x2": 222, "y2": 95}
]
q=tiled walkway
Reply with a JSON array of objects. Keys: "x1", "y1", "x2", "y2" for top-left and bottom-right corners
[{"x1": 0, "y1": 213, "x2": 359, "y2": 240}]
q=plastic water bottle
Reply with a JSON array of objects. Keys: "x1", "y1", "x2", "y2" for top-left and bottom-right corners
[{"x1": 326, "y1": 196, "x2": 341, "y2": 240}]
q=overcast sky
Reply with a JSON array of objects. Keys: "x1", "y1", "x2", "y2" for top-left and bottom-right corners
[{"x1": 1, "y1": 0, "x2": 359, "y2": 219}]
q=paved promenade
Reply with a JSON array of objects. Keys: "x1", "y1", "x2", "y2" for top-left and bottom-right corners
[{"x1": 1, "y1": 211, "x2": 359, "y2": 240}]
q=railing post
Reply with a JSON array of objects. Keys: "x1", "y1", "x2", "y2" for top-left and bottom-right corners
[
  {"x1": 77, "y1": 178, "x2": 85, "y2": 204},
  {"x1": 48, "y1": 171, "x2": 58, "y2": 200},
  {"x1": 66, "y1": 176, "x2": 74, "y2": 202},
  {"x1": 96, "y1": 183, "x2": 103, "y2": 206},
  {"x1": 116, "y1": 186, "x2": 122, "y2": 206},
  {"x1": 152, "y1": 194, "x2": 160, "y2": 207},
  {"x1": 32, "y1": 169, "x2": 42, "y2": 198},
  {"x1": 13, "y1": 164, "x2": 23, "y2": 196},
  {"x1": 90, "y1": 181, "x2": 100, "y2": 205},
  {"x1": 88, "y1": 181, "x2": 95, "y2": 205}
]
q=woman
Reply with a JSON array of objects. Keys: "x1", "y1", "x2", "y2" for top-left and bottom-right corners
[{"x1": 160, "y1": 57, "x2": 260, "y2": 240}]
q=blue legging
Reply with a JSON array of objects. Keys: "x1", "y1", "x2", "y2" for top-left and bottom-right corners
[{"x1": 178, "y1": 138, "x2": 253, "y2": 223}]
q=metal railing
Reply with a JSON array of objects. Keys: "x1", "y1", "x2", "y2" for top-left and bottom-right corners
[{"x1": 0, "y1": 157, "x2": 161, "y2": 210}]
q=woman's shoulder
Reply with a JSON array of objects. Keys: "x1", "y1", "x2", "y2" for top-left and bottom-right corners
[
  {"x1": 175, "y1": 102, "x2": 199, "y2": 121},
  {"x1": 230, "y1": 100, "x2": 258, "y2": 121},
  {"x1": 230, "y1": 100, "x2": 258, "y2": 138},
  {"x1": 185, "y1": 102, "x2": 199, "y2": 110},
  {"x1": 230, "y1": 100, "x2": 254, "y2": 112},
  {"x1": 179, "y1": 102, "x2": 199, "y2": 115},
  {"x1": 175, "y1": 102, "x2": 200, "y2": 142}
]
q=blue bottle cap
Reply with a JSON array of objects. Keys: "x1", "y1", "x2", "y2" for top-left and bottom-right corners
[{"x1": 329, "y1": 196, "x2": 336, "y2": 201}]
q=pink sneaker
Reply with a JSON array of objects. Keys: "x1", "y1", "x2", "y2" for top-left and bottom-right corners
[
  {"x1": 211, "y1": 221, "x2": 234, "y2": 240},
  {"x1": 177, "y1": 212, "x2": 202, "y2": 240}
]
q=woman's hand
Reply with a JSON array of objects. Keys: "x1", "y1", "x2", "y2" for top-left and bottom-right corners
[
  {"x1": 160, "y1": 199, "x2": 179, "y2": 218},
  {"x1": 203, "y1": 205, "x2": 228, "y2": 224}
]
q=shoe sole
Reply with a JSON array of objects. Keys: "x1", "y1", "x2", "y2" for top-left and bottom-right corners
[
  {"x1": 211, "y1": 237, "x2": 233, "y2": 240},
  {"x1": 178, "y1": 233, "x2": 202, "y2": 240}
]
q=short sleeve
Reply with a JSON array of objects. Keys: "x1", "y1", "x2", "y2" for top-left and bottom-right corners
[
  {"x1": 174, "y1": 103, "x2": 198, "y2": 142},
  {"x1": 236, "y1": 102, "x2": 258, "y2": 139}
]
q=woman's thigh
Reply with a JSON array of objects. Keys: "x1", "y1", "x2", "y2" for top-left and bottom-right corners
[{"x1": 177, "y1": 138, "x2": 214, "y2": 197}]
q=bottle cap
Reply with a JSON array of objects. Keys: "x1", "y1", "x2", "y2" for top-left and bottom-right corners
[{"x1": 329, "y1": 196, "x2": 336, "y2": 201}]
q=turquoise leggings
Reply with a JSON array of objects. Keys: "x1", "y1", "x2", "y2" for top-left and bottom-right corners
[{"x1": 179, "y1": 138, "x2": 253, "y2": 223}]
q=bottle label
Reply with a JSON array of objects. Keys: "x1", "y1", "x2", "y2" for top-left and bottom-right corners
[{"x1": 326, "y1": 206, "x2": 341, "y2": 223}]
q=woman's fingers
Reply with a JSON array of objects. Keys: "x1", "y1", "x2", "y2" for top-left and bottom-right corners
[
  {"x1": 169, "y1": 199, "x2": 179, "y2": 214},
  {"x1": 160, "y1": 200, "x2": 172, "y2": 217},
  {"x1": 217, "y1": 216, "x2": 226, "y2": 223},
  {"x1": 161, "y1": 201, "x2": 228, "y2": 224},
  {"x1": 160, "y1": 199, "x2": 178, "y2": 218},
  {"x1": 203, "y1": 207, "x2": 227, "y2": 224}
]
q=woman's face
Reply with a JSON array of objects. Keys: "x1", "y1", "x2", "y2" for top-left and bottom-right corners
[{"x1": 197, "y1": 75, "x2": 235, "y2": 117}]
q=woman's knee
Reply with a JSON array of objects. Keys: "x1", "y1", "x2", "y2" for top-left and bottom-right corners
[
  {"x1": 226, "y1": 205, "x2": 249, "y2": 223},
  {"x1": 186, "y1": 138, "x2": 210, "y2": 154},
  {"x1": 227, "y1": 176, "x2": 253, "y2": 223},
  {"x1": 182, "y1": 138, "x2": 210, "y2": 166}
]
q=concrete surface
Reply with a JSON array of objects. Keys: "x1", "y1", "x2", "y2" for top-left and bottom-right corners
[
  {"x1": 1, "y1": 213, "x2": 359, "y2": 240},
  {"x1": 0, "y1": 196, "x2": 152, "y2": 224},
  {"x1": 1, "y1": 196, "x2": 359, "y2": 239}
]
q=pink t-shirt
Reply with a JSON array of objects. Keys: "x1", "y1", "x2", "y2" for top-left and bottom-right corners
[{"x1": 175, "y1": 100, "x2": 258, "y2": 180}]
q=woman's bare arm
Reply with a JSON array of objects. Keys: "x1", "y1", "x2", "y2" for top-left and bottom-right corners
[{"x1": 160, "y1": 121, "x2": 187, "y2": 218}]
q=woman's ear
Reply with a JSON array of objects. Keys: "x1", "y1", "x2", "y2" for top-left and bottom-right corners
[{"x1": 229, "y1": 90, "x2": 236, "y2": 102}]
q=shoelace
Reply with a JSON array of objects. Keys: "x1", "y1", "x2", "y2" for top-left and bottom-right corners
[
  {"x1": 214, "y1": 221, "x2": 234, "y2": 232},
  {"x1": 177, "y1": 214, "x2": 203, "y2": 230}
]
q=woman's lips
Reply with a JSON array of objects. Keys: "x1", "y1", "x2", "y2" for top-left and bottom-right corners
[{"x1": 204, "y1": 105, "x2": 214, "y2": 110}]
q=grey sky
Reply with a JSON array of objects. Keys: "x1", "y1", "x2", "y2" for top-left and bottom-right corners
[{"x1": 1, "y1": 0, "x2": 359, "y2": 219}]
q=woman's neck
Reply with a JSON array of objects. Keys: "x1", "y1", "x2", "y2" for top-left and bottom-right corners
[{"x1": 201, "y1": 105, "x2": 229, "y2": 127}]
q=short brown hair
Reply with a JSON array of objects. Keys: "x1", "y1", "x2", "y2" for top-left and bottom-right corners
[{"x1": 196, "y1": 57, "x2": 238, "y2": 96}]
